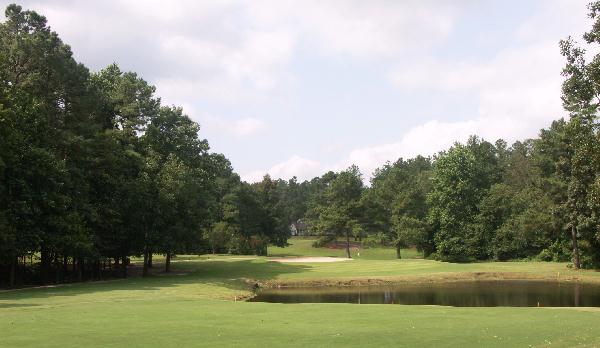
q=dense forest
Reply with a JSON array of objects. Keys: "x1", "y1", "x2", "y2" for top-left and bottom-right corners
[
  {"x1": 0, "y1": 5, "x2": 291, "y2": 287},
  {"x1": 1, "y1": 2, "x2": 600, "y2": 288}
]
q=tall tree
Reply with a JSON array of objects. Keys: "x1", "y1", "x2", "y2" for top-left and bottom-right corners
[
  {"x1": 366, "y1": 156, "x2": 432, "y2": 258},
  {"x1": 0, "y1": 4, "x2": 95, "y2": 284},
  {"x1": 427, "y1": 137, "x2": 501, "y2": 261},
  {"x1": 559, "y1": 2, "x2": 600, "y2": 267},
  {"x1": 143, "y1": 105, "x2": 211, "y2": 272},
  {"x1": 313, "y1": 166, "x2": 364, "y2": 258}
]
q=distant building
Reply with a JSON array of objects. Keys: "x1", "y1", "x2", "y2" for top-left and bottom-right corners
[{"x1": 290, "y1": 219, "x2": 310, "y2": 236}]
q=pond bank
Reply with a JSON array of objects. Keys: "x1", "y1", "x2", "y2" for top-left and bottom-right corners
[
  {"x1": 252, "y1": 271, "x2": 600, "y2": 290},
  {"x1": 250, "y1": 279, "x2": 600, "y2": 307}
]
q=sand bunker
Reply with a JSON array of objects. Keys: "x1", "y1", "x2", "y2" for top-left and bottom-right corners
[{"x1": 269, "y1": 257, "x2": 353, "y2": 263}]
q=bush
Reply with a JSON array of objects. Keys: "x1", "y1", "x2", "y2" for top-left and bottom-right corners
[
  {"x1": 363, "y1": 232, "x2": 389, "y2": 247},
  {"x1": 537, "y1": 240, "x2": 571, "y2": 262},
  {"x1": 434, "y1": 237, "x2": 472, "y2": 263},
  {"x1": 312, "y1": 235, "x2": 335, "y2": 247},
  {"x1": 580, "y1": 254, "x2": 596, "y2": 269}
]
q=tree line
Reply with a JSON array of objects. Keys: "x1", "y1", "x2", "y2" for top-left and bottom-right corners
[
  {"x1": 2, "y1": 2, "x2": 600, "y2": 288},
  {"x1": 294, "y1": 115, "x2": 599, "y2": 267},
  {"x1": 0, "y1": 5, "x2": 290, "y2": 288},
  {"x1": 296, "y1": 2, "x2": 600, "y2": 268},
  {"x1": 246, "y1": 2, "x2": 600, "y2": 268}
]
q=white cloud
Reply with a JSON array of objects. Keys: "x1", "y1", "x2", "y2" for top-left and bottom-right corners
[
  {"x1": 199, "y1": 114, "x2": 267, "y2": 137},
  {"x1": 230, "y1": 118, "x2": 267, "y2": 136},
  {"x1": 516, "y1": 0, "x2": 589, "y2": 43},
  {"x1": 243, "y1": 117, "x2": 479, "y2": 182},
  {"x1": 309, "y1": 0, "x2": 592, "y2": 180},
  {"x1": 244, "y1": 117, "x2": 479, "y2": 181},
  {"x1": 155, "y1": 29, "x2": 295, "y2": 101},
  {"x1": 242, "y1": 155, "x2": 323, "y2": 182},
  {"x1": 347, "y1": 0, "x2": 591, "y2": 180},
  {"x1": 339, "y1": 120, "x2": 476, "y2": 178},
  {"x1": 354, "y1": 42, "x2": 565, "y2": 178},
  {"x1": 5, "y1": 0, "x2": 591, "y2": 183},
  {"x1": 286, "y1": 0, "x2": 460, "y2": 59},
  {"x1": 14, "y1": 0, "x2": 466, "y2": 102},
  {"x1": 245, "y1": 32, "x2": 584, "y2": 182},
  {"x1": 391, "y1": 42, "x2": 564, "y2": 124},
  {"x1": 18, "y1": 0, "x2": 295, "y2": 103}
]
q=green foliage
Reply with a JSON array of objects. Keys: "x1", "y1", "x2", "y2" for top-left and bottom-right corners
[
  {"x1": 538, "y1": 240, "x2": 572, "y2": 262},
  {"x1": 364, "y1": 156, "x2": 432, "y2": 257},
  {"x1": 392, "y1": 216, "x2": 428, "y2": 250},
  {"x1": 0, "y1": 4, "x2": 249, "y2": 285},
  {"x1": 4, "y1": 0, "x2": 600, "y2": 287},
  {"x1": 309, "y1": 166, "x2": 364, "y2": 257},
  {"x1": 363, "y1": 232, "x2": 389, "y2": 247},
  {"x1": 203, "y1": 222, "x2": 235, "y2": 254},
  {"x1": 558, "y1": 1, "x2": 600, "y2": 268},
  {"x1": 477, "y1": 185, "x2": 558, "y2": 260},
  {"x1": 427, "y1": 138, "x2": 501, "y2": 261}
]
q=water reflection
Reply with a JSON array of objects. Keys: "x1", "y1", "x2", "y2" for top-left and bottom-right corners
[{"x1": 250, "y1": 280, "x2": 600, "y2": 307}]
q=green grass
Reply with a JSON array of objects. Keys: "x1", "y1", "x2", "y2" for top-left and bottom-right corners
[
  {"x1": 268, "y1": 237, "x2": 421, "y2": 260},
  {"x1": 2, "y1": 237, "x2": 600, "y2": 347}
]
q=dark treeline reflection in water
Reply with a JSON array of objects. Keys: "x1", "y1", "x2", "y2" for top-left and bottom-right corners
[{"x1": 249, "y1": 280, "x2": 600, "y2": 307}]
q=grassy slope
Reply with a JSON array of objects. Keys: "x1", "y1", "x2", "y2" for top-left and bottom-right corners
[
  {"x1": 268, "y1": 237, "x2": 421, "y2": 260},
  {"x1": 2, "y1": 238, "x2": 600, "y2": 347}
]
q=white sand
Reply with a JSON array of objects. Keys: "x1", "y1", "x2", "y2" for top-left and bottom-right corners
[{"x1": 269, "y1": 257, "x2": 353, "y2": 263}]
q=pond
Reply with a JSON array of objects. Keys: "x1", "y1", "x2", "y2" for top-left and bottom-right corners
[{"x1": 249, "y1": 280, "x2": 600, "y2": 307}]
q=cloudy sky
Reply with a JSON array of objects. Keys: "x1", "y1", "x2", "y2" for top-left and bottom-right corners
[{"x1": 2, "y1": 0, "x2": 593, "y2": 181}]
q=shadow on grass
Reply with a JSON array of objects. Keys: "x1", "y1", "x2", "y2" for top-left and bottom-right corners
[
  {"x1": 0, "y1": 303, "x2": 39, "y2": 308},
  {"x1": 0, "y1": 258, "x2": 312, "y2": 302}
]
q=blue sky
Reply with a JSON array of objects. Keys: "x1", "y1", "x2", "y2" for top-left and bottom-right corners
[{"x1": 2, "y1": 0, "x2": 592, "y2": 181}]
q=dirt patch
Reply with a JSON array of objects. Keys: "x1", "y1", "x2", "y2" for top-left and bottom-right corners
[
  {"x1": 269, "y1": 257, "x2": 354, "y2": 263},
  {"x1": 255, "y1": 271, "x2": 600, "y2": 289}
]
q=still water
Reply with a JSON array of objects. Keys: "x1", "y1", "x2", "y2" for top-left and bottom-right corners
[{"x1": 249, "y1": 280, "x2": 600, "y2": 307}]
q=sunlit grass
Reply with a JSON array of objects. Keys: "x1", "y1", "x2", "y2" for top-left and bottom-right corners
[
  {"x1": 268, "y1": 237, "x2": 421, "y2": 260},
  {"x1": 2, "y1": 239, "x2": 600, "y2": 347}
]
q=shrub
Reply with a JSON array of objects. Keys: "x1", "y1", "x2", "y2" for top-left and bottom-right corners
[
  {"x1": 537, "y1": 240, "x2": 571, "y2": 262},
  {"x1": 312, "y1": 235, "x2": 335, "y2": 247},
  {"x1": 363, "y1": 232, "x2": 389, "y2": 247}
]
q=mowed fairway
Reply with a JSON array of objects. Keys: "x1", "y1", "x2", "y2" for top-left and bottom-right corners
[{"x1": 2, "y1": 238, "x2": 600, "y2": 348}]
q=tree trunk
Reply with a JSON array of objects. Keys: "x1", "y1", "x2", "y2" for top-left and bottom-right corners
[
  {"x1": 62, "y1": 255, "x2": 68, "y2": 280},
  {"x1": 165, "y1": 252, "x2": 171, "y2": 273},
  {"x1": 148, "y1": 252, "x2": 153, "y2": 268},
  {"x1": 97, "y1": 259, "x2": 102, "y2": 280},
  {"x1": 571, "y1": 225, "x2": 581, "y2": 269},
  {"x1": 78, "y1": 258, "x2": 83, "y2": 282},
  {"x1": 396, "y1": 244, "x2": 402, "y2": 259},
  {"x1": 40, "y1": 248, "x2": 50, "y2": 285},
  {"x1": 55, "y1": 255, "x2": 61, "y2": 284},
  {"x1": 142, "y1": 248, "x2": 149, "y2": 277},
  {"x1": 9, "y1": 256, "x2": 17, "y2": 288},
  {"x1": 89, "y1": 259, "x2": 94, "y2": 281},
  {"x1": 121, "y1": 257, "x2": 127, "y2": 278},
  {"x1": 345, "y1": 232, "x2": 351, "y2": 259},
  {"x1": 113, "y1": 258, "x2": 118, "y2": 276}
]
